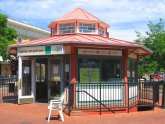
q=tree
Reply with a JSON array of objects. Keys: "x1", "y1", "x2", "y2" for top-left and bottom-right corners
[
  {"x1": 135, "y1": 19, "x2": 165, "y2": 77},
  {"x1": 0, "y1": 13, "x2": 17, "y2": 60}
]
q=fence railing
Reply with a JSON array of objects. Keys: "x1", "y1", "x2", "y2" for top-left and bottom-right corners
[
  {"x1": 68, "y1": 81, "x2": 165, "y2": 115},
  {"x1": 0, "y1": 75, "x2": 18, "y2": 103}
]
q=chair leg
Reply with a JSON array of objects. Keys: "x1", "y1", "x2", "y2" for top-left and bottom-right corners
[
  {"x1": 59, "y1": 110, "x2": 64, "y2": 121},
  {"x1": 48, "y1": 109, "x2": 52, "y2": 122}
]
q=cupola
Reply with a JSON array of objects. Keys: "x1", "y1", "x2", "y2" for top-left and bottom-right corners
[{"x1": 49, "y1": 8, "x2": 110, "y2": 37}]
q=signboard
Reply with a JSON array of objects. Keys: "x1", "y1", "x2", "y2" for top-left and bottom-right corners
[
  {"x1": 17, "y1": 45, "x2": 63, "y2": 56},
  {"x1": 78, "y1": 49, "x2": 122, "y2": 56}
]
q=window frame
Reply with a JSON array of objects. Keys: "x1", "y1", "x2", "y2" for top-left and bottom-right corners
[
  {"x1": 78, "y1": 54, "x2": 123, "y2": 83},
  {"x1": 59, "y1": 23, "x2": 75, "y2": 34},
  {"x1": 99, "y1": 27, "x2": 105, "y2": 36},
  {"x1": 79, "y1": 23, "x2": 96, "y2": 34}
]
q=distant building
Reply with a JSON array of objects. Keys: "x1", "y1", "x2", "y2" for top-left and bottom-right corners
[
  {"x1": 7, "y1": 18, "x2": 50, "y2": 42},
  {"x1": 0, "y1": 18, "x2": 50, "y2": 76}
]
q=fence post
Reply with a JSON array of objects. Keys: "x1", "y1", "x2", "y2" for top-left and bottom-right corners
[
  {"x1": 127, "y1": 83, "x2": 130, "y2": 113},
  {"x1": 162, "y1": 83, "x2": 165, "y2": 109},
  {"x1": 99, "y1": 82, "x2": 101, "y2": 115},
  {"x1": 68, "y1": 83, "x2": 74, "y2": 116},
  {"x1": 68, "y1": 84, "x2": 71, "y2": 116}
]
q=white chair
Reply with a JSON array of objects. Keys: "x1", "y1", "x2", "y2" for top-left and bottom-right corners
[{"x1": 48, "y1": 90, "x2": 66, "y2": 122}]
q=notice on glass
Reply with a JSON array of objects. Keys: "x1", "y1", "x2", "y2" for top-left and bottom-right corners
[
  {"x1": 65, "y1": 64, "x2": 69, "y2": 72},
  {"x1": 24, "y1": 67, "x2": 29, "y2": 74},
  {"x1": 53, "y1": 66, "x2": 59, "y2": 74}
]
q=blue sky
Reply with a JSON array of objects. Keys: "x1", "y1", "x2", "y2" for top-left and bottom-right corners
[{"x1": 0, "y1": 0, "x2": 165, "y2": 41}]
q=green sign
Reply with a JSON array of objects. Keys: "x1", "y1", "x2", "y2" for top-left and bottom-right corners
[
  {"x1": 80, "y1": 68, "x2": 100, "y2": 83},
  {"x1": 45, "y1": 46, "x2": 51, "y2": 54}
]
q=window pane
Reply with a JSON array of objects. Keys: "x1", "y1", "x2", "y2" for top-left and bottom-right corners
[
  {"x1": 79, "y1": 23, "x2": 96, "y2": 33},
  {"x1": 59, "y1": 23, "x2": 75, "y2": 34},
  {"x1": 128, "y1": 60, "x2": 136, "y2": 82},
  {"x1": 35, "y1": 63, "x2": 40, "y2": 82},
  {"x1": 41, "y1": 64, "x2": 45, "y2": 82},
  {"x1": 99, "y1": 27, "x2": 104, "y2": 36},
  {"x1": 101, "y1": 59, "x2": 121, "y2": 81},
  {"x1": 22, "y1": 60, "x2": 31, "y2": 96},
  {"x1": 79, "y1": 58, "x2": 100, "y2": 83},
  {"x1": 50, "y1": 60, "x2": 61, "y2": 97}
]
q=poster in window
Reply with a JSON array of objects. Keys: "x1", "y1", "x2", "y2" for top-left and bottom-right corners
[
  {"x1": 53, "y1": 65, "x2": 59, "y2": 74},
  {"x1": 24, "y1": 67, "x2": 29, "y2": 74},
  {"x1": 79, "y1": 59, "x2": 100, "y2": 83},
  {"x1": 65, "y1": 64, "x2": 69, "y2": 72}
]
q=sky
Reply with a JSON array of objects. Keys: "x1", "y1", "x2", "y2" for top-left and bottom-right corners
[{"x1": 0, "y1": 0, "x2": 165, "y2": 41}]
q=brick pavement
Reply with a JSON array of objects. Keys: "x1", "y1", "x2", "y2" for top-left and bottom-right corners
[{"x1": 0, "y1": 103, "x2": 165, "y2": 124}]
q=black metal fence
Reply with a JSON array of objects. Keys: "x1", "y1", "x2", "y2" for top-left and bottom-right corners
[
  {"x1": 68, "y1": 81, "x2": 165, "y2": 115},
  {"x1": 0, "y1": 75, "x2": 18, "y2": 103}
]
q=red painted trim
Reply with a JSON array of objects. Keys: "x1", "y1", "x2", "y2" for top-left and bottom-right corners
[
  {"x1": 56, "y1": 24, "x2": 58, "y2": 35},
  {"x1": 70, "y1": 45, "x2": 76, "y2": 83},
  {"x1": 123, "y1": 49, "x2": 128, "y2": 108},
  {"x1": 76, "y1": 21, "x2": 77, "y2": 33},
  {"x1": 98, "y1": 23, "x2": 100, "y2": 35},
  {"x1": 83, "y1": 107, "x2": 138, "y2": 115},
  {"x1": 128, "y1": 49, "x2": 137, "y2": 54},
  {"x1": 50, "y1": 28, "x2": 52, "y2": 36},
  {"x1": 106, "y1": 28, "x2": 108, "y2": 37},
  {"x1": 70, "y1": 45, "x2": 77, "y2": 106},
  {"x1": 64, "y1": 43, "x2": 139, "y2": 50},
  {"x1": 123, "y1": 49, "x2": 128, "y2": 83}
]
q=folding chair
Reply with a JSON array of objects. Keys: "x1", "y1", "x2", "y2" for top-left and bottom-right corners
[{"x1": 48, "y1": 90, "x2": 66, "y2": 122}]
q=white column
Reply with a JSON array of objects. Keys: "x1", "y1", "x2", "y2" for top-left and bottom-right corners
[
  {"x1": 18, "y1": 56, "x2": 22, "y2": 104},
  {"x1": 48, "y1": 58, "x2": 50, "y2": 100},
  {"x1": 31, "y1": 58, "x2": 35, "y2": 102}
]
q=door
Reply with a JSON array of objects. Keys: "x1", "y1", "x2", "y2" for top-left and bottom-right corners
[
  {"x1": 50, "y1": 59, "x2": 62, "y2": 98},
  {"x1": 35, "y1": 58, "x2": 48, "y2": 102}
]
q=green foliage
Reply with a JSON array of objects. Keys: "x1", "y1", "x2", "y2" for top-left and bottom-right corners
[
  {"x1": 135, "y1": 19, "x2": 165, "y2": 77},
  {"x1": 0, "y1": 13, "x2": 17, "y2": 60}
]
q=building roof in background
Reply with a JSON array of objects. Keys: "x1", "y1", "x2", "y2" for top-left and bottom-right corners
[{"x1": 7, "y1": 18, "x2": 50, "y2": 34}]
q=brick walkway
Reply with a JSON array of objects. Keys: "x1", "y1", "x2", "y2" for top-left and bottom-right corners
[{"x1": 0, "y1": 103, "x2": 165, "y2": 124}]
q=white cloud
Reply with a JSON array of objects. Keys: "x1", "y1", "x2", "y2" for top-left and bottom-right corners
[
  {"x1": 0, "y1": 0, "x2": 165, "y2": 41},
  {"x1": 109, "y1": 29, "x2": 137, "y2": 41}
]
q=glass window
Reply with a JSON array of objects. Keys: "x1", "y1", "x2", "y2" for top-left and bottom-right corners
[
  {"x1": 101, "y1": 59, "x2": 121, "y2": 81},
  {"x1": 79, "y1": 58, "x2": 100, "y2": 83},
  {"x1": 64, "y1": 56, "x2": 70, "y2": 87},
  {"x1": 128, "y1": 59, "x2": 136, "y2": 82},
  {"x1": 35, "y1": 58, "x2": 47, "y2": 82},
  {"x1": 59, "y1": 23, "x2": 75, "y2": 34},
  {"x1": 50, "y1": 60, "x2": 61, "y2": 82},
  {"x1": 22, "y1": 60, "x2": 31, "y2": 96},
  {"x1": 35, "y1": 63, "x2": 46, "y2": 82},
  {"x1": 99, "y1": 27, "x2": 104, "y2": 36},
  {"x1": 50, "y1": 59, "x2": 61, "y2": 97},
  {"x1": 79, "y1": 23, "x2": 96, "y2": 33}
]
